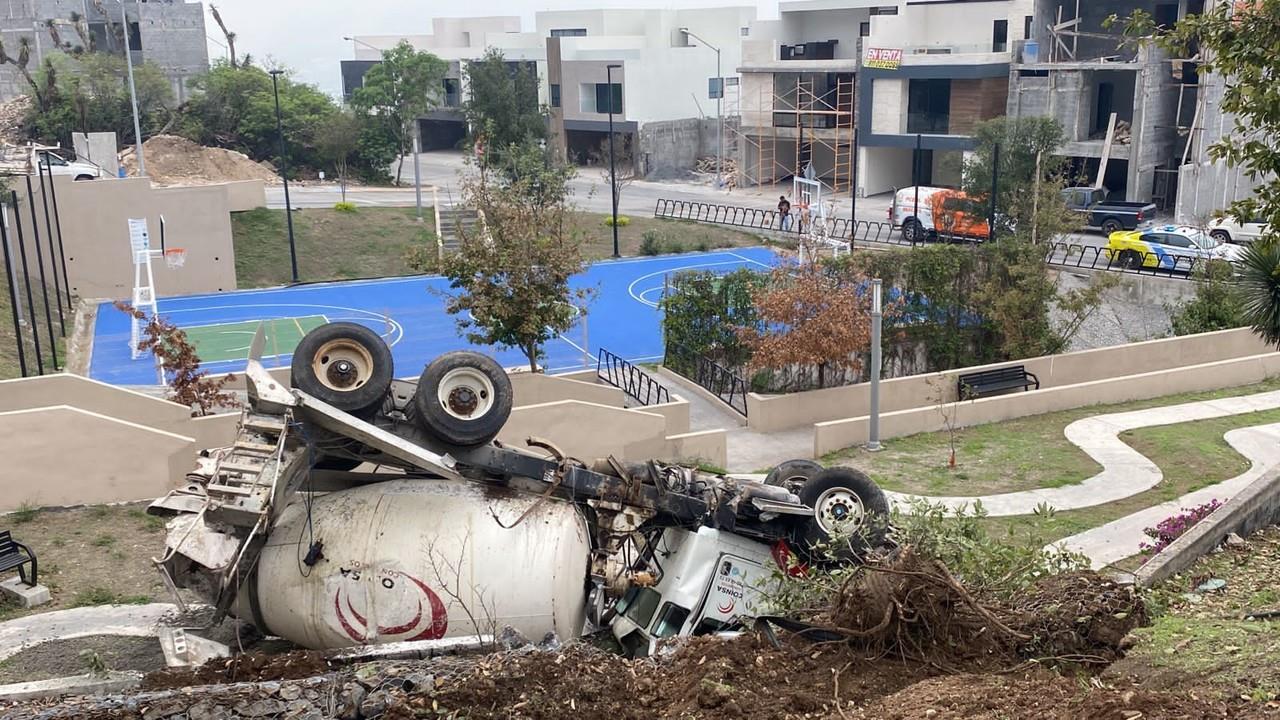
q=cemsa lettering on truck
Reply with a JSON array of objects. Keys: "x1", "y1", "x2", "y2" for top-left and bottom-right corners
[{"x1": 705, "y1": 557, "x2": 762, "y2": 621}]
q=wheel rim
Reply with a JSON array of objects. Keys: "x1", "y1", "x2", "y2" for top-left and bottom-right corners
[
  {"x1": 437, "y1": 367, "x2": 496, "y2": 420},
  {"x1": 814, "y1": 487, "x2": 866, "y2": 534},
  {"x1": 1211, "y1": 231, "x2": 1229, "y2": 243},
  {"x1": 311, "y1": 339, "x2": 375, "y2": 393}
]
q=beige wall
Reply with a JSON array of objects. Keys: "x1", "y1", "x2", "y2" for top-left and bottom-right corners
[
  {"x1": 11, "y1": 176, "x2": 240, "y2": 299},
  {"x1": 814, "y1": 352, "x2": 1280, "y2": 456},
  {"x1": 211, "y1": 180, "x2": 266, "y2": 212},
  {"x1": 510, "y1": 372, "x2": 626, "y2": 408},
  {"x1": 500, "y1": 399, "x2": 726, "y2": 467},
  {"x1": 0, "y1": 406, "x2": 192, "y2": 512},
  {"x1": 749, "y1": 328, "x2": 1272, "y2": 433}
]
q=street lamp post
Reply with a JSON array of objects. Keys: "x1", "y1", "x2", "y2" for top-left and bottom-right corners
[
  {"x1": 681, "y1": 28, "x2": 722, "y2": 189},
  {"x1": 269, "y1": 69, "x2": 299, "y2": 283},
  {"x1": 606, "y1": 63, "x2": 622, "y2": 258},
  {"x1": 118, "y1": 0, "x2": 145, "y2": 176}
]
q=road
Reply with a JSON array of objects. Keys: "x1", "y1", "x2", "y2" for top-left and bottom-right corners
[{"x1": 265, "y1": 150, "x2": 1111, "y2": 249}]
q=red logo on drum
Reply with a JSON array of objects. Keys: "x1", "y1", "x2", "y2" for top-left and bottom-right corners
[{"x1": 333, "y1": 569, "x2": 448, "y2": 642}]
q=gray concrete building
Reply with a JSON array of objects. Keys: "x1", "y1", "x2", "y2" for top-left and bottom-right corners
[{"x1": 0, "y1": 0, "x2": 209, "y2": 103}]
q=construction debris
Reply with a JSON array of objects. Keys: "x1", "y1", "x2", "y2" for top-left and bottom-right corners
[
  {"x1": 120, "y1": 134, "x2": 279, "y2": 186},
  {"x1": 0, "y1": 96, "x2": 30, "y2": 145},
  {"x1": 694, "y1": 155, "x2": 738, "y2": 188}
]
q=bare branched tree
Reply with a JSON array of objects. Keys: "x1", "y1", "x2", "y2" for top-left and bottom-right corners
[
  {"x1": 425, "y1": 533, "x2": 498, "y2": 647},
  {"x1": 209, "y1": 4, "x2": 238, "y2": 68}
]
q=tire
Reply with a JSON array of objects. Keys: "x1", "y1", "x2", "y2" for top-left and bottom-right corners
[
  {"x1": 902, "y1": 218, "x2": 925, "y2": 243},
  {"x1": 1100, "y1": 218, "x2": 1122, "y2": 234},
  {"x1": 1122, "y1": 250, "x2": 1145, "y2": 270},
  {"x1": 290, "y1": 322, "x2": 394, "y2": 414},
  {"x1": 765, "y1": 459, "x2": 823, "y2": 493},
  {"x1": 796, "y1": 467, "x2": 889, "y2": 560},
  {"x1": 412, "y1": 351, "x2": 513, "y2": 447},
  {"x1": 1210, "y1": 229, "x2": 1232, "y2": 244}
]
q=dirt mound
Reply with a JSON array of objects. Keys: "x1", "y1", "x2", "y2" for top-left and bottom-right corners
[
  {"x1": 139, "y1": 649, "x2": 332, "y2": 690},
  {"x1": 851, "y1": 671, "x2": 1260, "y2": 720},
  {"x1": 121, "y1": 134, "x2": 278, "y2": 186},
  {"x1": 1009, "y1": 570, "x2": 1148, "y2": 663}
]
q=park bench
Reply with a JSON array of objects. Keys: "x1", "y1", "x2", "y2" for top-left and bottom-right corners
[
  {"x1": 958, "y1": 365, "x2": 1040, "y2": 399},
  {"x1": 0, "y1": 530, "x2": 37, "y2": 586}
]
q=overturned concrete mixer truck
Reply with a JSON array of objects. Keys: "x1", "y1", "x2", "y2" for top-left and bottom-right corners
[{"x1": 147, "y1": 322, "x2": 890, "y2": 657}]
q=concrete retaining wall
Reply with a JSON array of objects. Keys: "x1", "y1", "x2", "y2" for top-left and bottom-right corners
[
  {"x1": 814, "y1": 351, "x2": 1280, "y2": 456},
  {"x1": 510, "y1": 372, "x2": 626, "y2": 408},
  {"x1": 748, "y1": 328, "x2": 1270, "y2": 433},
  {"x1": 1136, "y1": 467, "x2": 1280, "y2": 587}
]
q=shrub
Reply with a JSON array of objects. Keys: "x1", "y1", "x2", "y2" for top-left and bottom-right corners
[
  {"x1": 603, "y1": 215, "x2": 631, "y2": 227},
  {"x1": 333, "y1": 201, "x2": 358, "y2": 213},
  {"x1": 639, "y1": 230, "x2": 664, "y2": 255},
  {"x1": 1139, "y1": 500, "x2": 1222, "y2": 556}
]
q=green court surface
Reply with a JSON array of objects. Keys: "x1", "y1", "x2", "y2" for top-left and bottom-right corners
[{"x1": 184, "y1": 315, "x2": 328, "y2": 363}]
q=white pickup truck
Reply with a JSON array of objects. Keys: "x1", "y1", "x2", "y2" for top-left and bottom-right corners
[{"x1": 0, "y1": 144, "x2": 103, "y2": 180}]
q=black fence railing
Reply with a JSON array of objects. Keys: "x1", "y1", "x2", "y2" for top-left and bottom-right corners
[
  {"x1": 664, "y1": 344, "x2": 749, "y2": 417},
  {"x1": 655, "y1": 198, "x2": 1202, "y2": 281},
  {"x1": 1044, "y1": 242, "x2": 1201, "y2": 278},
  {"x1": 596, "y1": 348, "x2": 671, "y2": 406}
]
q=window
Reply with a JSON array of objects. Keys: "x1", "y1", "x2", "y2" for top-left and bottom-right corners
[
  {"x1": 442, "y1": 78, "x2": 461, "y2": 107},
  {"x1": 992, "y1": 19, "x2": 1008, "y2": 53},
  {"x1": 550, "y1": 83, "x2": 561, "y2": 108},
  {"x1": 907, "y1": 78, "x2": 951, "y2": 134},
  {"x1": 860, "y1": 21, "x2": 871, "y2": 37},
  {"x1": 650, "y1": 603, "x2": 691, "y2": 639},
  {"x1": 741, "y1": 27, "x2": 750, "y2": 37},
  {"x1": 1024, "y1": 15, "x2": 1033, "y2": 39},
  {"x1": 870, "y1": 6, "x2": 898, "y2": 15},
  {"x1": 127, "y1": 21, "x2": 141, "y2": 52},
  {"x1": 551, "y1": 28, "x2": 587, "y2": 37},
  {"x1": 620, "y1": 587, "x2": 661, "y2": 628},
  {"x1": 595, "y1": 82, "x2": 622, "y2": 114}
]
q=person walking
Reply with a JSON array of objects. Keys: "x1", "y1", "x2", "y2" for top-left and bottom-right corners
[{"x1": 778, "y1": 195, "x2": 792, "y2": 231}]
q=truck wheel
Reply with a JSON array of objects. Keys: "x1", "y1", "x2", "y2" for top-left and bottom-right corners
[
  {"x1": 902, "y1": 218, "x2": 925, "y2": 243},
  {"x1": 765, "y1": 459, "x2": 823, "y2": 493},
  {"x1": 291, "y1": 322, "x2": 394, "y2": 414},
  {"x1": 1101, "y1": 218, "x2": 1122, "y2": 234},
  {"x1": 1123, "y1": 250, "x2": 1145, "y2": 270},
  {"x1": 796, "y1": 467, "x2": 889, "y2": 560},
  {"x1": 1210, "y1": 229, "x2": 1232, "y2": 244},
  {"x1": 412, "y1": 351, "x2": 513, "y2": 447}
]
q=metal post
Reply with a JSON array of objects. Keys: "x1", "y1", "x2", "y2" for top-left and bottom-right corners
[
  {"x1": 0, "y1": 208, "x2": 27, "y2": 376},
  {"x1": 913, "y1": 133, "x2": 922, "y2": 224},
  {"x1": 24, "y1": 176, "x2": 58, "y2": 369},
  {"x1": 607, "y1": 64, "x2": 622, "y2": 258},
  {"x1": 582, "y1": 311, "x2": 590, "y2": 369},
  {"x1": 850, "y1": 129, "x2": 859, "y2": 242},
  {"x1": 868, "y1": 279, "x2": 883, "y2": 451},
  {"x1": 716, "y1": 47, "x2": 722, "y2": 189},
  {"x1": 989, "y1": 142, "x2": 1000, "y2": 244},
  {"x1": 42, "y1": 153, "x2": 71, "y2": 311},
  {"x1": 12, "y1": 190, "x2": 43, "y2": 375},
  {"x1": 412, "y1": 122, "x2": 423, "y2": 222},
  {"x1": 35, "y1": 160, "x2": 65, "y2": 335},
  {"x1": 120, "y1": 0, "x2": 145, "y2": 176},
  {"x1": 270, "y1": 70, "x2": 299, "y2": 283}
]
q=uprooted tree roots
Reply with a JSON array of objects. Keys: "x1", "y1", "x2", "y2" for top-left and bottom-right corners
[{"x1": 809, "y1": 548, "x2": 1146, "y2": 670}]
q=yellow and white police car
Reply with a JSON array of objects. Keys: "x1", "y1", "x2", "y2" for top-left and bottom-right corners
[{"x1": 1104, "y1": 225, "x2": 1241, "y2": 271}]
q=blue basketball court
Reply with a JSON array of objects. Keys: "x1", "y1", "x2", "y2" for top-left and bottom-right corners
[{"x1": 90, "y1": 247, "x2": 779, "y2": 385}]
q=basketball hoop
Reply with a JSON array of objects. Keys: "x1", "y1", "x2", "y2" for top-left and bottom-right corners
[{"x1": 164, "y1": 248, "x2": 186, "y2": 269}]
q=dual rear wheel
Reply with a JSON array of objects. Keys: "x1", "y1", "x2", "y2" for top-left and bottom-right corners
[
  {"x1": 767, "y1": 459, "x2": 890, "y2": 561},
  {"x1": 290, "y1": 322, "x2": 513, "y2": 449}
]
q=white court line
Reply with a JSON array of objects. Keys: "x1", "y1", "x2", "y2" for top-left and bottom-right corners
[
  {"x1": 154, "y1": 303, "x2": 404, "y2": 349},
  {"x1": 724, "y1": 250, "x2": 775, "y2": 270},
  {"x1": 627, "y1": 260, "x2": 765, "y2": 308}
]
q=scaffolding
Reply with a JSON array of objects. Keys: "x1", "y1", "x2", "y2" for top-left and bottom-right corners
[{"x1": 725, "y1": 73, "x2": 855, "y2": 193}]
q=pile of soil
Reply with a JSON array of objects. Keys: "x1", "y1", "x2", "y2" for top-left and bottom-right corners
[
  {"x1": 140, "y1": 649, "x2": 332, "y2": 690},
  {"x1": 0, "y1": 636, "x2": 164, "y2": 684},
  {"x1": 120, "y1": 134, "x2": 278, "y2": 186},
  {"x1": 0, "y1": 95, "x2": 30, "y2": 144}
]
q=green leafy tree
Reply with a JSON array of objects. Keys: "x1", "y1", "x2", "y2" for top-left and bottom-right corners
[
  {"x1": 316, "y1": 109, "x2": 361, "y2": 202},
  {"x1": 176, "y1": 60, "x2": 273, "y2": 147},
  {"x1": 440, "y1": 145, "x2": 590, "y2": 371},
  {"x1": 1235, "y1": 242, "x2": 1280, "y2": 346},
  {"x1": 25, "y1": 52, "x2": 173, "y2": 145},
  {"x1": 463, "y1": 49, "x2": 546, "y2": 159},
  {"x1": 351, "y1": 41, "x2": 448, "y2": 185},
  {"x1": 1170, "y1": 260, "x2": 1244, "y2": 336}
]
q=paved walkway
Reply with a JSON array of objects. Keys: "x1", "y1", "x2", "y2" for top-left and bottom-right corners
[
  {"x1": 0, "y1": 603, "x2": 181, "y2": 661},
  {"x1": 1053, "y1": 423, "x2": 1280, "y2": 568},
  {"x1": 890, "y1": 390, "x2": 1280, "y2": 516}
]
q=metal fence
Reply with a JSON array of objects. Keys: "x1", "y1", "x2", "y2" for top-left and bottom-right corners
[
  {"x1": 655, "y1": 198, "x2": 1202, "y2": 281},
  {"x1": 595, "y1": 348, "x2": 671, "y2": 406},
  {"x1": 664, "y1": 343, "x2": 749, "y2": 417}
]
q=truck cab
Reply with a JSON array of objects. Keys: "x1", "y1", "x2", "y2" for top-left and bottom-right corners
[
  {"x1": 1061, "y1": 187, "x2": 1155, "y2": 234},
  {"x1": 609, "y1": 526, "x2": 780, "y2": 657},
  {"x1": 890, "y1": 186, "x2": 990, "y2": 243}
]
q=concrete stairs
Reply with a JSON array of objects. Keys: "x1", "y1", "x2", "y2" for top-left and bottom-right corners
[{"x1": 437, "y1": 206, "x2": 481, "y2": 254}]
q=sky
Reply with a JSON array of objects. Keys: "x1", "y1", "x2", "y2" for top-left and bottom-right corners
[{"x1": 202, "y1": 0, "x2": 777, "y2": 97}]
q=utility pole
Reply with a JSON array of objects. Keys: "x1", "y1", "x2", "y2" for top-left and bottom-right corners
[
  {"x1": 269, "y1": 69, "x2": 299, "y2": 283},
  {"x1": 989, "y1": 142, "x2": 1000, "y2": 244},
  {"x1": 681, "y1": 28, "x2": 723, "y2": 189},
  {"x1": 119, "y1": 0, "x2": 145, "y2": 176},
  {"x1": 607, "y1": 63, "x2": 622, "y2": 258},
  {"x1": 412, "y1": 122, "x2": 423, "y2": 222},
  {"x1": 1031, "y1": 149, "x2": 1042, "y2": 244},
  {"x1": 868, "y1": 279, "x2": 883, "y2": 451},
  {"x1": 912, "y1": 133, "x2": 922, "y2": 243}
]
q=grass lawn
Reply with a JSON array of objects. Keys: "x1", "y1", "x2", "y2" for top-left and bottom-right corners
[
  {"x1": 823, "y1": 376, "x2": 1280, "y2": 547},
  {"x1": 0, "y1": 277, "x2": 67, "y2": 380},
  {"x1": 230, "y1": 207, "x2": 770, "y2": 289},
  {"x1": 0, "y1": 503, "x2": 177, "y2": 624}
]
